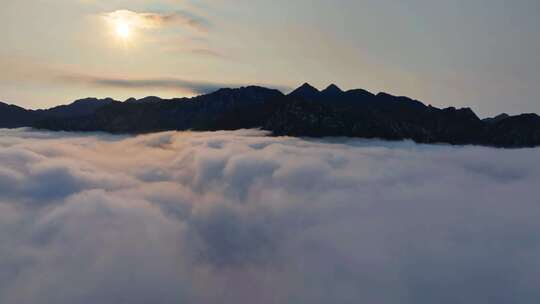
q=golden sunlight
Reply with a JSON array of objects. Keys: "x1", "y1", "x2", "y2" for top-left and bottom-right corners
[{"x1": 116, "y1": 22, "x2": 131, "y2": 39}]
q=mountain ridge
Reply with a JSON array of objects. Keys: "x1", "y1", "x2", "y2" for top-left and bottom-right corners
[{"x1": 1, "y1": 84, "x2": 539, "y2": 148}]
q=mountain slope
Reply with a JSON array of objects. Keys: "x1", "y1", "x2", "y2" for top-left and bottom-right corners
[
  {"x1": 1, "y1": 84, "x2": 539, "y2": 148},
  {"x1": 0, "y1": 98, "x2": 120, "y2": 128},
  {"x1": 0, "y1": 101, "x2": 37, "y2": 128},
  {"x1": 35, "y1": 86, "x2": 284, "y2": 133}
]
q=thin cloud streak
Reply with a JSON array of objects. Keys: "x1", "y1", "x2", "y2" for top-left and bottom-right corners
[
  {"x1": 103, "y1": 9, "x2": 210, "y2": 32},
  {"x1": 59, "y1": 73, "x2": 290, "y2": 95},
  {"x1": 179, "y1": 47, "x2": 225, "y2": 58}
]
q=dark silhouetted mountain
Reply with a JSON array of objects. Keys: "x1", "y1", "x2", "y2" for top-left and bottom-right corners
[
  {"x1": 0, "y1": 98, "x2": 120, "y2": 129},
  {"x1": 34, "y1": 86, "x2": 284, "y2": 133},
  {"x1": 289, "y1": 83, "x2": 320, "y2": 100},
  {"x1": 486, "y1": 114, "x2": 540, "y2": 147},
  {"x1": 1, "y1": 84, "x2": 539, "y2": 148},
  {"x1": 321, "y1": 84, "x2": 343, "y2": 97},
  {"x1": 125, "y1": 96, "x2": 167, "y2": 104},
  {"x1": 483, "y1": 113, "x2": 510, "y2": 124},
  {"x1": 265, "y1": 92, "x2": 486, "y2": 145},
  {"x1": 37, "y1": 98, "x2": 119, "y2": 118},
  {"x1": 0, "y1": 101, "x2": 37, "y2": 128}
]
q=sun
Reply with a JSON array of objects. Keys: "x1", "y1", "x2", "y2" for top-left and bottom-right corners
[{"x1": 116, "y1": 22, "x2": 131, "y2": 39}]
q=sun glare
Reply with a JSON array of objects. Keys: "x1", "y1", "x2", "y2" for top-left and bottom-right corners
[{"x1": 116, "y1": 22, "x2": 131, "y2": 39}]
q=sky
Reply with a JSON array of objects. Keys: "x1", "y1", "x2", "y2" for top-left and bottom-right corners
[{"x1": 1, "y1": 0, "x2": 539, "y2": 117}]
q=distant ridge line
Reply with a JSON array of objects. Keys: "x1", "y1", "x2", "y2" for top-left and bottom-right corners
[{"x1": 0, "y1": 83, "x2": 539, "y2": 148}]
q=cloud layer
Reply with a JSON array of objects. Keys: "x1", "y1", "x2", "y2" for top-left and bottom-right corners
[
  {"x1": 59, "y1": 74, "x2": 237, "y2": 94},
  {"x1": 58, "y1": 73, "x2": 290, "y2": 95},
  {"x1": 1, "y1": 128, "x2": 540, "y2": 303}
]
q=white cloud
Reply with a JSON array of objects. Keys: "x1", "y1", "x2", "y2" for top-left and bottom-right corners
[{"x1": 0, "y1": 128, "x2": 540, "y2": 303}]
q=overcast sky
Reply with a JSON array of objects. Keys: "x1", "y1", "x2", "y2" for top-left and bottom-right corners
[{"x1": 1, "y1": 0, "x2": 539, "y2": 117}]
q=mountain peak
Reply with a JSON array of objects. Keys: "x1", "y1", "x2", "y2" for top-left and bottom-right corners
[
  {"x1": 298, "y1": 82, "x2": 319, "y2": 91},
  {"x1": 289, "y1": 83, "x2": 320, "y2": 100},
  {"x1": 322, "y1": 84, "x2": 343, "y2": 95}
]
